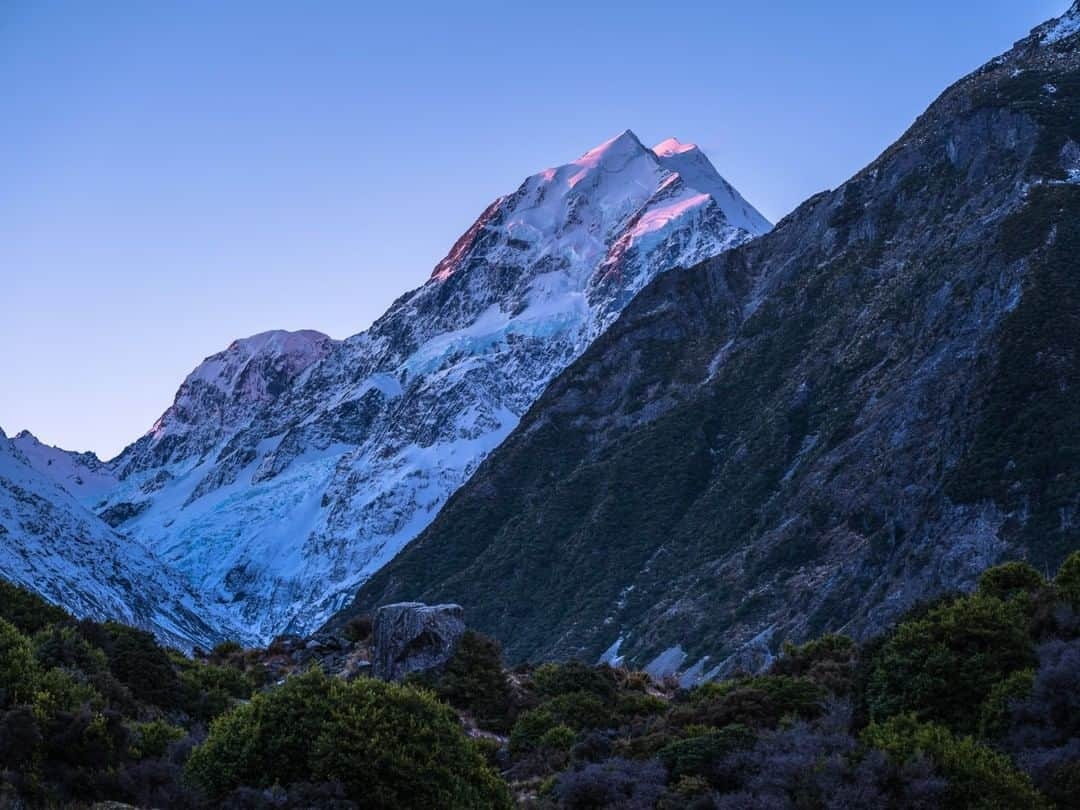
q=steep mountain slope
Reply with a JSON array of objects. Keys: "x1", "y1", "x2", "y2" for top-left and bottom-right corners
[
  {"x1": 47, "y1": 134, "x2": 767, "y2": 643},
  {"x1": 0, "y1": 428, "x2": 236, "y2": 650},
  {"x1": 339, "y1": 6, "x2": 1080, "y2": 677}
]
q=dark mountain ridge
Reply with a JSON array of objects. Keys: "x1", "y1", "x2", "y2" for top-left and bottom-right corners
[{"x1": 335, "y1": 6, "x2": 1080, "y2": 677}]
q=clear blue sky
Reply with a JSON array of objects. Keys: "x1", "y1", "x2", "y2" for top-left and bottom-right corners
[{"x1": 2, "y1": 1, "x2": 1069, "y2": 459}]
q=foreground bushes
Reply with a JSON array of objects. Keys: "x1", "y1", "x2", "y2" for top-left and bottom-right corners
[
  {"x1": 2, "y1": 552, "x2": 1078, "y2": 808},
  {"x1": 187, "y1": 668, "x2": 511, "y2": 809}
]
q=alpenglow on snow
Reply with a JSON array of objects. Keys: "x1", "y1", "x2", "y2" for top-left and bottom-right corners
[{"x1": 16, "y1": 131, "x2": 770, "y2": 646}]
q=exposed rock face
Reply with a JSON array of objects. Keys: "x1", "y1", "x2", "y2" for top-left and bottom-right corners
[
  {"x1": 371, "y1": 602, "x2": 465, "y2": 681},
  {"x1": 338, "y1": 7, "x2": 1080, "y2": 676},
  {"x1": 22, "y1": 136, "x2": 767, "y2": 645}
]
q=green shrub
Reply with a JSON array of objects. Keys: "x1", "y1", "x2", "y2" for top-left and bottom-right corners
[
  {"x1": 539, "y1": 724, "x2": 576, "y2": 753},
  {"x1": 658, "y1": 724, "x2": 755, "y2": 781},
  {"x1": 978, "y1": 667, "x2": 1034, "y2": 739},
  {"x1": 102, "y1": 623, "x2": 180, "y2": 709},
  {"x1": 434, "y1": 630, "x2": 514, "y2": 731},
  {"x1": 187, "y1": 669, "x2": 511, "y2": 808},
  {"x1": 1056, "y1": 550, "x2": 1080, "y2": 608},
  {"x1": 0, "y1": 618, "x2": 39, "y2": 706},
  {"x1": 33, "y1": 625, "x2": 108, "y2": 675},
  {"x1": 510, "y1": 707, "x2": 558, "y2": 755},
  {"x1": 533, "y1": 661, "x2": 617, "y2": 702},
  {"x1": 865, "y1": 593, "x2": 1034, "y2": 733},
  {"x1": 544, "y1": 691, "x2": 614, "y2": 731},
  {"x1": 178, "y1": 661, "x2": 252, "y2": 720},
  {"x1": 680, "y1": 675, "x2": 823, "y2": 729},
  {"x1": 312, "y1": 677, "x2": 511, "y2": 809},
  {"x1": 978, "y1": 561, "x2": 1044, "y2": 601},
  {"x1": 864, "y1": 714, "x2": 1049, "y2": 809},
  {"x1": 185, "y1": 668, "x2": 336, "y2": 795},
  {"x1": 0, "y1": 581, "x2": 69, "y2": 634},
  {"x1": 772, "y1": 634, "x2": 857, "y2": 693},
  {"x1": 129, "y1": 719, "x2": 184, "y2": 760},
  {"x1": 33, "y1": 666, "x2": 99, "y2": 715}
]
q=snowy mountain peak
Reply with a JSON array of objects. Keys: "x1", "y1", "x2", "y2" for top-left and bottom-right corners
[
  {"x1": 652, "y1": 136, "x2": 699, "y2": 157},
  {"x1": 27, "y1": 132, "x2": 770, "y2": 645}
]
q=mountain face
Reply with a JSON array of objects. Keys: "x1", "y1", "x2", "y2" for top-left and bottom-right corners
[
  {"x1": 337, "y1": 7, "x2": 1080, "y2": 679},
  {"x1": 29, "y1": 134, "x2": 767, "y2": 644},
  {"x1": 0, "y1": 428, "x2": 236, "y2": 650}
]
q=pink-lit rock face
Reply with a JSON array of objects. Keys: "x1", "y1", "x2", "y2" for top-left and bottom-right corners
[{"x1": 34, "y1": 131, "x2": 769, "y2": 646}]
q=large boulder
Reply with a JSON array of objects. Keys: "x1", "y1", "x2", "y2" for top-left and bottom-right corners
[{"x1": 371, "y1": 602, "x2": 465, "y2": 681}]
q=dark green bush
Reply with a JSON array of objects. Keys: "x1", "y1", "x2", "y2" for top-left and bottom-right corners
[
  {"x1": 433, "y1": 630, "x2": 515, "y2": 731},
  {"x1": 865, "y1": 593, "x2": 1034, "y2": 733},
  {"x1": 1056, "y1": 550, "x2": 1080, "y2": 608},
  {"x1": 101, "y1": 623, "x2": 181, "y2": 709},
  {"x1": 532, "y1": 661, "x2": 618, "y2": 702},
  {"x1": 979, "y1": 561, "x2": 1045, "y2": 601},
  {"x1": 864, "y1": 714, "x2": 1049, "y2": 809},
  {"x1": 0, "y1": 580, "x2": 70, "y2": 634},
  {"x1": 186, "y1": 668, "x2": 511, "y2": 808},
  {"x1": 657, "y1": 724, "x2": 755, "y2": 781},
  {"x1": 0, "y1": 618, "x2": 40, "y2": 706}
]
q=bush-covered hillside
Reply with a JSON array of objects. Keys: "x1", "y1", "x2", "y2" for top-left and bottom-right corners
[{"x1": 2, "y1": 552, "x2": 1078, "y2": 807}]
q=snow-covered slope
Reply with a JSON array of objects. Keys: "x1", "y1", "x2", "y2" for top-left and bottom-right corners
[
  {"x1": 0, "y1": 428, "x2": 237, "y2": 650},
  {"x1": 37, "y1": 131, "x2": 769, "y2": 644}
]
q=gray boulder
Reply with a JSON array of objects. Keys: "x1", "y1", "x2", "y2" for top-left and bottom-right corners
[{"x1": 371, "y1": 602, "x2": 465, "y2": 681}]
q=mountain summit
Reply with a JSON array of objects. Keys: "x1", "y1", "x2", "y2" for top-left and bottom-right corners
[
  {"x1": 20, "y1": 133, "x2": 767, "y2": 645},
  {"x1": 337, "y1": 9, "x2": 1080, "y2": 677}
]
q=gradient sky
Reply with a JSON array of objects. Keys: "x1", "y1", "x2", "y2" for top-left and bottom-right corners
[{"x1": 2, "y1": 1, "x2": 1070, "y2": 459}]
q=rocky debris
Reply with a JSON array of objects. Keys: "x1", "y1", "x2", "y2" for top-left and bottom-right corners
[{"x1": 371, "y1": 602, "x2": 465, "y2": 681}]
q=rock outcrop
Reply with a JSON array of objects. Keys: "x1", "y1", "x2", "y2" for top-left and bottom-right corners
[{"x1": 371, "y1": 602, "x2": 465, "y2": 681}]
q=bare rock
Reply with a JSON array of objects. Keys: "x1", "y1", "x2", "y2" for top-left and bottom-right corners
[{"x1": 371, "y1": 602, "x2": 464, "y2": 681}]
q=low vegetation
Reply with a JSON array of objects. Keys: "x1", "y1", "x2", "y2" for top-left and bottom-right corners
[{"x1": 1, "y1": 552, "x2": 1078, "y2": 807}]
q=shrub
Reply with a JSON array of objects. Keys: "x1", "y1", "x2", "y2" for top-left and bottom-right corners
[
  {"x1": 772, "y1": 633, "x2": 858, "y2": 694},
  {"x1": 434, "y1": 630, "x2": 514, "y2": 731},
  {"x1": 679, "y1": 675, "x2": 824, "y2": 729},
  {"x1": 864, "y1": 714, "x2": 1049, "y2": 809},
  {"x1": 554, "y1": 757, "x2": 667, "y2": 810},
  {"x1": 102, "y1": 623, "x2": 180, "y2": 709},
  {"x1": 533, "y1": 661, "x2": 618, "y2": 702},
  {"x1": 179, "y1": 661, "x2": 253, "y2": 721},
  {"x1": 0, "y1": 618, "x2": 39, "y2": 706},
  {"x1": 657, "y1": 724, "x2": 755, "y2": 781},
  {"x1": 0, "y1": 581, "x2": 70, "y2": 634},
  {"x1": 34, "y1": 666, "x2": 100, "y2": 715},
  {"x1": 978, "y1": 668, "x2": 1034, "y2": 739},
  {"x1": 0, "y1": 707, "x2": 41, "y2": 769},
  {"x1": 539, "y1": 723, "x2": 576, "y2": 753},
  {"x1": 510, "y1": 707, "x2": 557, "y2": 755},
  {"x1": 1056, "y1": 550, "x2": 1080, "y2": 608},
  {"x1": 865, "y1": 593, "x2": 1034, "y2": 733},
  {"x1": 187, "y1": 669, "x2": 511, "y2": 808},
  {"x1": 185, "y1": 668, "x2": 337, "y2": 795},
  {"x1": 128, "y1": 719, "x2": 184, "y2": 760},
  {"x1": 979, "y1": 560, "x2": 1045, "y2": 601},
  {"x1": 33, "y1": 624, "x2": 108, "y2": 675}
]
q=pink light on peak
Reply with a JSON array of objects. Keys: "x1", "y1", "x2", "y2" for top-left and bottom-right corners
[{"x1": 652, "y1": 137, "x2": 699, "y2": 158}]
